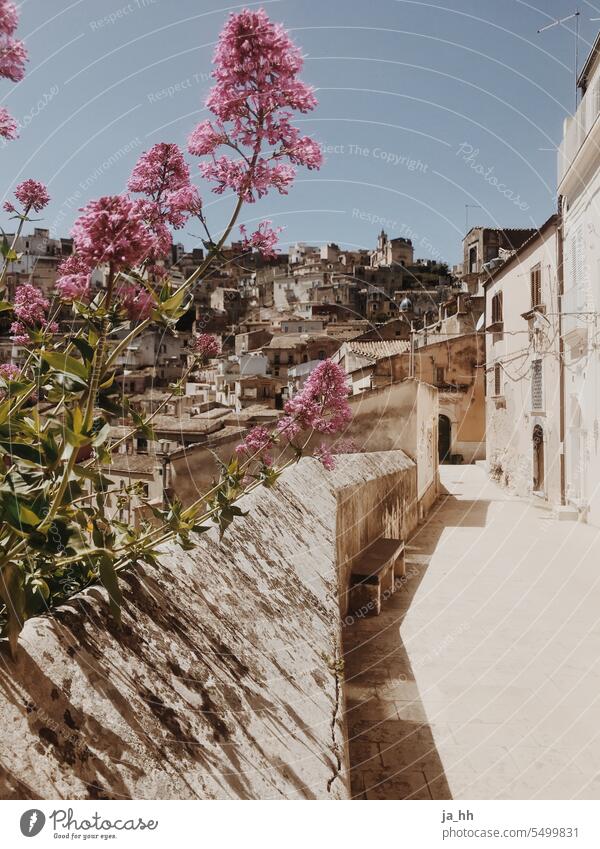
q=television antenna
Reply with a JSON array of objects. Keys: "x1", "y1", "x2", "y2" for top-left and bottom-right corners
[{"x1": 537, "y1": 9, "x2": 580, "y2": 110}]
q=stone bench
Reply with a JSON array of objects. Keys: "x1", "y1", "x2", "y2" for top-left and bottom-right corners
[{"x1": 348, "y1": 538, "x2": 405, "y2": 617}]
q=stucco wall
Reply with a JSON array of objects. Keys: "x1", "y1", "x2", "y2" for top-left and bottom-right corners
[
  {"x1": 335, "y1": 453, "x2": 417, "y2": 615},
  {"x1": 415, "y1": 335, "x2": 486, "y2": 464},
  {"x1": 485, "y1": 222, "x2": 562, "y2": 507},
  {"x1": 0, "y1": 451, "x2": 418, "y2": 801},
  {"x1": 327, "y1": 378, "x2": 439, "y2": 503}
]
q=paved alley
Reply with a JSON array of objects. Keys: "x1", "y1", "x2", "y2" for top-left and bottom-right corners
[{"x1": 343, "y1": 464, "x2": 600, "y2": 799}]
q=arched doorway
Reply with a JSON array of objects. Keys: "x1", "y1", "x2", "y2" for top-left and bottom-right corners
[
  {"x1": 438, "y1": 415, "x2": 451, "y2": 463},
  {"x1": 532, "y1": 425, "x2": 544, "y2": 493}
]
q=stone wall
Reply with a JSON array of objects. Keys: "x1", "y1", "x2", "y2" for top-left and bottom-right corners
[
  {"x1": 337, "y1": 378, "x2": 439, "y2": 507},
  {"x1": 0, "y1": 451, "x2": 419, "y2": 801}
]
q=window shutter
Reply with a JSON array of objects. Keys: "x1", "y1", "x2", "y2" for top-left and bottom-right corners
[
  {"x1": 494, "y1": 363, "x2": 502, "y2": 396},
  {"x1": 531, "y1": 360, "x2": 543, "y2": 410}
]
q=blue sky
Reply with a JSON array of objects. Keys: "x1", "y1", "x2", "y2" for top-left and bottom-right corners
[{"x1": 1, "y1": 0, "x2": 597, "y2": 265}]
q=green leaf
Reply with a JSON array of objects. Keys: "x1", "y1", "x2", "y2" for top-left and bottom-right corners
[
  {"x1": 0, "y1": 300, "x2": 13, "y2": 312},
  {"x1": 42, "y1": 351, "x2": 89, "y2": 382},
  {"x1": 0, "y1": 562, "x2": 26, "y2": 658},
  {"x1": 98, "y1": 554, "x2": 122, "y2": 624},
  {"x1": 70, "y1": 336, "x2": 95, "y2": 364}
]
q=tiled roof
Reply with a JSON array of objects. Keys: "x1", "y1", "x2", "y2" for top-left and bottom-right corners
[{"x1": 346, "y1": 339, "x2": 410, "y2": 360}]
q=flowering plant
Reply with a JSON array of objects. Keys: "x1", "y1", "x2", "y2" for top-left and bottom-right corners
[{"x1": 0, "y1": 6, "x2": 350, "y2": 654}]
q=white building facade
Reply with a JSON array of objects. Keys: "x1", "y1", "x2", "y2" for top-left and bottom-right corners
[
  {"x1": 558, "y1": 36, "x2": 600, "y2": 526},
  {"x1": 485, "y1": 216, "x2": 562, "y2": 507}
]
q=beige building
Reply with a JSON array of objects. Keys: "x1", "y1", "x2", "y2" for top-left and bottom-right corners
[
  {"x1": 370, "y1": 230, "x2": 414, "y2": 268},
  {"x1": 484, "y1": 215, "x2": 562, "y2": 506},
  {"x1": 414, "y1": 334, "x2": 485, "y2": 464},
  {"x1": 459, "y1": 226, "x2": 536, "y2": 294}
]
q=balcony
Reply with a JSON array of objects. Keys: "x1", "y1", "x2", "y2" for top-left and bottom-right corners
[{"x1": 558, "y1": 91, "x2": 600, "y2": 192}]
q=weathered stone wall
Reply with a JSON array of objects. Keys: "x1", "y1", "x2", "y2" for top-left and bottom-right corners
[
  {"x1": 335, "y1": 456, "x2": 417, "y2": 616},
  {"x1": 0, "y1": 451, "x2": 417, "y2": 801}
]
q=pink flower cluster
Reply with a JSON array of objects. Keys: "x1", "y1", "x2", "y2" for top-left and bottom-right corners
[
  {"x1": 235, "y1": 425, "x2": 273, "y2": 467},
  {"x1": 312, "y1": 439, "x2": 359, "y2": 471},
  {"x1": 55, "y1": 254, "x2": 92, "y2": 303},
  {"x1": 70, "y1": 195, "x2": 156, "y2": 271},
  {"x1": 0, "y1": 1, "x2": 26, "y2": 141},
  {"x1": 0, "y1": 0, "x2": 17, "y2": 36},
  {"x1": 313, "y1": 443, "x2": 336, "y2": 471},
  {"x1": 239, "y1": 220, "x2": 282, "y2": 259},
  {"x1": 4, "y1": 179, "x2": 50, "y2": 215},
  {"x1": 0, "y1": 0, "x2": 25, "y2": 81},
  {"x1": 0, "y1": 105, "x2": 16, "y2": 139},
  {"x1": 0, "y1": 361, "x2": 19, "y2": 381},
  {"x1": 10, "y1": 283, "x2": 57, "y2": 344},
  {"x1": 117, "y1": 281, "x2": 154, "y2": 321},
  {"x1": 187, "y1": 8, "x2": 321, "y2": 202},
  {"x1": 191, "y1": 333, "x2": 221, "y2": 359},
  {"x1": 128, "y1": 143, "x2": 202, "y2": 256},
  {"x1": 277, "y1": 359, "x2": 351, "y2": 440},
  {"x1": 0, "y1": 361, "x2": 19, "y2": 400}
]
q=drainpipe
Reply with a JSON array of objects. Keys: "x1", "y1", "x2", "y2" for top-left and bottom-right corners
[{"x1": 557, "y1": 197, "x2": 566, "y2": 506}]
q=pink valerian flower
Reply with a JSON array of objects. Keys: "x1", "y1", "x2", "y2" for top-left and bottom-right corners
[
  {"x1": 8, "y1": 179, "x2": 50, "y2": 214},
  {"x1": 14, "y1": 283, "x2": 49, "y2": 325},
  {"x1": 0, "y1": 362, "x2": 19, "y2": 381},
  {"x1": 188, "y1": 9, "x2": 321, "y2": 202},
  {"x1": 0, "y1": 361, "x2": 20, "y2": 400},
  {"x1": 71, "y1": 195, "x2": 156, "y2": 270},
  {"x1": 199, "y1": 154, "x2": 296, "y2": 203},
  {"x1": 0, "y1": 106, "x2": 17, "y2": 139},
  {"x1": 128, "y1": 143, "x2": 202, "y2": 241},
  {"x1": 127, "y1": 143, "x2": 191, "y2": 196},
  {"x1": 187, "y1": 121, "x2": 226, "y2": 156},
  {"x1": 9, "y1": 322, "x2": 29, "y2": 345},
  {"x1": 117, "y1": 282, "x2": 154, "y2": 321},
  {"x1": 283, "y1": 359, "x2": 351, "y2": 435},
  {"x1": 313, "y1": 443, "x2": 336, "y2": 471},
  {"x1": 163, "y1": 185, "x2": 202, "y2": 228},
  {"x1": 239, "y1": 220, "x2": 283, "y2": 259},
  {"x1": 235, "y1": 425, "x2": 273, "y2": 466},
  {"x1": 55, "y1": 254, "x2": 92, "y2": 302},
  {"x1": 332, "y1": 438, "x2": 359, "y2": 454},
  {"x1": 0, "y1": 35, "x2": 27, "y2": 81},
  {"x1": 10, "y1": 284, "x2": 57, "y2": 342},
  {"x1": 0, "y1": 2, "x2": 18, "y2": 37},
  {"x1": 191, "y1": 333, "x2": 220, "y2": 359}
]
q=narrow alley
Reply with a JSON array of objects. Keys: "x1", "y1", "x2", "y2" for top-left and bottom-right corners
[{"x1": 344, "y1": 464, "x2": 600, "y2": 799}]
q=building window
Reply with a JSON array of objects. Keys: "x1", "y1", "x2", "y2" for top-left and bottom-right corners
[
  {"x1": 530, "y1": 264, "x2": 542, "y2": 308},
  {"x1": 469, "y1": 244, "x2": 478, "y2": 273},
  {"x1": 531, "y1": 359, "x2": 543, "y2": 411},
  {"x1": 491, "y1": 291, "x2": 503, "y2": 325},
  {"x1": 436, "y1": 366, "x2": 445, "y2": 386},
  {"x1": 494, "y1": 363, "x2": 502, "y2": 397}
]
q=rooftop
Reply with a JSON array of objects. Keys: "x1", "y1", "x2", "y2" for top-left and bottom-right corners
[{"x1": 346, "y1": 339, "x2": 410, "y2": 361}]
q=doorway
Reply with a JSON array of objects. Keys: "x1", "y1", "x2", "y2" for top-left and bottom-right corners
[
  {"x1": 532, "y1": 425, "x2": 545, "y2": 493},
  {"x1": 438, "y1": 414, "x2": 451, "y2": 464}
]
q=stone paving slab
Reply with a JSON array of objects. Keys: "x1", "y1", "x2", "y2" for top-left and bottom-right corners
[{"x1": 343, "y1": 465, "x2": 600, "y2": 799}]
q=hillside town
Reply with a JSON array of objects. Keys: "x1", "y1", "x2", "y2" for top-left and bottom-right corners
[{"x1": 5, "y1": 1, "x2": 600, "y2": 812}]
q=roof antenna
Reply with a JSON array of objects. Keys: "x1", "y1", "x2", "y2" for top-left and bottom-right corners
[{"x1": 537, "y1": 9, "x2": 580, "y2": 112}]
